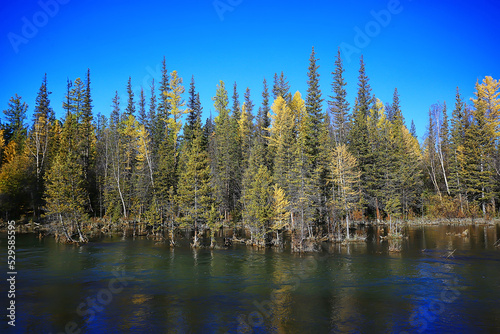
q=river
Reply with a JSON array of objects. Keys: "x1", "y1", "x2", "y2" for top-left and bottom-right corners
[{"x1": 1, "y1": 224, "x2": 500, "y2": 333}]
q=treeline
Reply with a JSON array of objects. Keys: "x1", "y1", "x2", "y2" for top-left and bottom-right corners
[
  {"x1": 0, "y1": 48, "x2": 498, "y2": 248},
  {"x1": 423, "y1": 77, "x2": 500, "y2": 218}
]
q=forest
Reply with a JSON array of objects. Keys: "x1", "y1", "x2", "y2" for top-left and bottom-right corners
[{"x1": 1, "y1": 47, "x2": 499, "y2": 250}]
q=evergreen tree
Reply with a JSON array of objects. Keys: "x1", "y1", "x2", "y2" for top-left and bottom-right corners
[
  {"x1": 177, "y1": 127, "x2": 213, "y2": 247},
  {"x1": 272, "y1": 71, "x2": 291, "y2": 102},
  {"x1": 244, "y1": 87, "x2": 254, "y2": 116},
  {"x1": 232, "y1": 82, "x2": 241, "y2": 121},
  {"x1": 257, "y1": 78, "x2": 271, "y2": 137},
  {"x1": 2, "y1": 94, "x2": 27, "y2": 145},
  {"x1": 459, "y1": 79, "x2": 498, "y2": 214},
  {"x1": 26, "y1": 74, "x2": 54, "y2": 218},
  {"x1": 184, "y1": 76, "x2": 203, "y2": 148},
  {"x1": 125, "y1": 77, "x2": 136, "y2": 117},
  {"x1": 0, "y1": 131, "x2": 31, "y2": 220},
  {"x1": 239, "y1": 103, "x2": 254, "y2": 170},
  {"x1": 211, "y1": 81, "x2": 241, "y2": 220},
  {"x1": 449, "y1": 88, "x2": 466, "y2": 203},
  {"x1": 304, "y1": 46, "x2": 324, "y2": 166},
  {"x1": 348, "y1": 56, "x2": 372, "y2": 212},
  {"x1": 157, "y1": 56, "x2": 171, "y2": 120},
  {"x1": 366, "y1": 98, "x2": 390, "y2": 221},
  {"x1": 44, "y1": 102, "x2": 88, "y2": 242},
  {"x1": 330, "y1": 48, "x2": 350, "y2": 146},
  {"x1": 242, "y1": 162, "x2": 273, "y2": 246},
  {"x1": 410, "y1": 120, "x2": 417, "y2": 138},
  {"x1": 255, "y1": 78, "x2": 272, "y2": 170},
  {"x1": 81, "y1": 69, "x2": 96, "y2": 214},
  {"x1": 138, "y1": 87, "x2": 147, "y2": 126},
  {"x1": 156, "y1": 70, "x2": 187, "y2": 233}
]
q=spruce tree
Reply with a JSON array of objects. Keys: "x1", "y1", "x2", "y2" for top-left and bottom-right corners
[
  {"x1": 232, "y1": 82, "x2": 241, "y2": 121},
  {"x1": 27, "y1": 74, "x2": 53, "y2": 218},
  {"x1": 125, "y1": 77, "x2": 135, "y2": 117},
  {"x1": 177, "y1": 126, "x2": 213, "y2": 247},
  {"x1": 304, "y1": 46, "x2": 324, "y2": 166},
  {"x1": 272, "y1": 72, "x2": 291, "y2": 102},
  {"x1": 449, "y1": 88, "x2": 466, "y2": 206},
  {"x1": 348, "y1": 56, "x2": 372, "y2": 212},
  {"x1": 211, "y1": 81, "x2": 241, "y2": 220},
  {"x1": 3, "y1": 94, "x2": 28, "y2": 146},
  {"x1": 138, "y1": 87, "x2": 147, "y2": 126},
  {"x1": 330, "y1": 48, "x2": 350, "y2": 146},
  {"x1": 157, "y1": 56, "x2": 171, "y2": 120},
  {"x1": 410, "y1": 120, "x2": 417, "y2": 138},
  {"x1": 184, "y1": 76, "x2": 203, "y2": 148}
]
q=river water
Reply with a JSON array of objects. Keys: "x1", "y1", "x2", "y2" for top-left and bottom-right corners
[{"x1": 1, "y1": 224, "x2": 500, "y2": 333}]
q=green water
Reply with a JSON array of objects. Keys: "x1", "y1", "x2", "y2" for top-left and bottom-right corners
[{"x1": 1, "y1": 224, "x2": 500, "y2": 333}]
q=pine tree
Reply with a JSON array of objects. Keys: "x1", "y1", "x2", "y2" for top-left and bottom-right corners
[
  {"x1": 184, "y1": 76, "x2": 203, "y2": 148},
  {"x1": 177, "y1": 127, "x2": 213, "y2": 247},
  {"x1": 290, "y1": 98, "x2": 316, "y2": 249},
  {"x1": 242, "y1": 163, "x2": 272, "y2": 246},
  {"x1": 239, "y1": 103, "x2": 254, "y2": 170},
  {"x1": 449, "y1": 88, "x2": 466, "y2": 204},
  {"x1": 138, "y1": 87, "x2": 147, "y2": 126},
  {"x1": 124, "y1": 77, "x2": 136, "y2": 117},
  {"x1": 257, "y1": 78, "x2": 271, "y2": 137},
  {"x1": 156, "y1": 70, "x2": 187, "y2": 234},
  {"x1": 272, "y1": 72, "x2": 291, "y2": 102},
  {"x1": 410, "y1": 120, "x2": 417, "y2": 138},
  {"x1": 389, "y1": 88, "x2": 405, "y2": 215},
  {"x1": 0, "y1": 132, "x2": 31, "y2": 220},
  {"x1": 269, "y1": 95, "x2": 296, "y2": 193},
  {"x1": 244, "y1": 87, "x2": 254, "y2": 116},
  {"x1": 232, "y1": 82, "x2": 241, "y2": 121},
  {"x1": 459, "y1": 79, "x2": 497, "y2": 214},
  {"x1": 424, "y1": 107, "x2": 441, "y2": 197},
  {"x1": 26, "y1": 74, "x2": 53, "y2": 218},
  {"x1": 157, "y1": 57, "x2": 171, "y2": 120},
  {"x1": 211, "y1": 81, "x2": 241, "y2": 220},
  {"x1": 148, "y1": 79, "x2": 157, "y2": 133},
  {"x1": 304, "y1": 46, "x2": 324, "y2": 167},
  {"x1": 44, "y1": 104, "x2": 88, "y2": 242},
  {"x1": 366, "y1": 98, "x2": 390, "y2": 221},
  {"x1": 348, "y1": 56, "x2": 372, "y2": 212},
  {"x1": 256, "y1": 78, "x2": 272, "y2": 170},
  {"x1": 81, "y1": 69, "x2": 96, "y2": 214},
  {"x1": 2, "y1": 94, "x2": 27, "y2": 145},
  {"x1": 330, "y1": 48, "x2": 350, "y2": 146},
  {"x1": 106, "y1": 91, "x2": 128, "y2": 219}
]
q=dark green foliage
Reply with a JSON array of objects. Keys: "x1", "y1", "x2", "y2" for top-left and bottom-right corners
[
  {"x1": 330, "y1": 48, "x2": 350, "y2": 146},
  {"x1": 4, "y1": 51, "x2": 499, "y2": 242},
  {"x1": 272, "y1": 71, "x2": 291, "y2": 102},
  {"x1": 3, "y1": 94, "x2": 28, "y2": 146}
]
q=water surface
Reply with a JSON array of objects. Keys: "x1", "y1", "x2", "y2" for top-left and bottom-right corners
[{"x1": 1, "y1": 224, "x2": 500, "y2": 333}]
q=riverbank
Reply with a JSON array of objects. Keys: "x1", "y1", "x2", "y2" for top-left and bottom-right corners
[{"x1": 1, "y1": 217, "x2": 498, "y2": 249}]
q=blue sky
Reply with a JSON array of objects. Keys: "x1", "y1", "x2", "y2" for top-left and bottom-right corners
[{"x1": 1, "y1": 0, "x2": 499, "y2": 141}]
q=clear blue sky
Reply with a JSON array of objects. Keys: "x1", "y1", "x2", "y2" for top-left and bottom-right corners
[{"x1": 1, "y1": 0, "x2": 499, "y2": 141}]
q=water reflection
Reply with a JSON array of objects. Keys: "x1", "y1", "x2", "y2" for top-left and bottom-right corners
[{"x1": 0, "y1": 224, "x2": 499, "y2": 333}]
